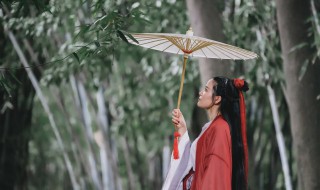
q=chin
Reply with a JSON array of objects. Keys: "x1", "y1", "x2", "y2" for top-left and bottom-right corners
[{"x1": 197, "y1": 102, "x2": 203, "y2": 108}]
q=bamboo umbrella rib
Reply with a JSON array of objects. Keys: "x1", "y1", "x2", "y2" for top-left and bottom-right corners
[
  {"x1": 180, "y1": 38, "x2": 189, "y2": 51},
  {"x1": 181, "y1": 38, "x2": 187, "y2": 51},
  {"x1": 132, "y1": 35, "x2": 165, "y2": 40},
  {"x1": 219, "y1": 44, "x2": 256, "y2": 58},
  {"x1": 166, "y1": 37, "x2": 184, "y2": 51},
  {"x1": 174, "y1": 37, "x2": 185, "y2": 50},
  {"x1": 190, "y1": 40, "x2": 203, "y2": 51},
  {"x1": 215, "y1": 45, "x2": 251, "y2": 59},
  {"x1": 176, "y1": 37, "x2": 183, "y2": 47},
  {"x1": 225, "y1": 44, "x2": 257, "y2": 56},
  {"x1": 231, "y1": 46, "x2": 256, "y2": 58},
  {"x1": 215, "y1": 46, "x2": 239, "y2": 59},
  {"x1": 200, "y1": 48, "x2": 208, "y2": 58},
  {"x1": 138, "y1": 38, "x2": 168, "y2": 46},
  {"x1": 190, "y1": 41, "x2": 206, "y2": 52},
  {"x1": 131, "y1": 35, "x2": 157, "y2": 39},
  {"x1": 192, "y1": 41, "x2": 212, "y2": 53},
  {"x1": 210, "y1": 45, "x2": 244, "y2": 59},
  {"x1": 132, "y1": 35, "x2": 169, "y2": 44},
  {"x1": 162, "y1": 43, "x2": 175, "y2": 52},
  {"x1": 148, "y1": 40, "x2": 172, "y2": 49},
  {"x1": 208, "y1": 45, "x2": 234, "y2": 59},
  {"x1": 165, "y1": 37, "x2": 176, "y2": 46},
  {"x1": 133, "y1": 34, "x2": 164, "y2": 38},
  {"x1": 130, "y1": 36, "x2": 166, "y2": 43},
  {"x1": 189, "y1": 39, "x2": 198, "y2": 49},
  {"x1": 223, "y1": 48, "x2": 246, "y2": 59},
  {"x1": 175, "y1": 39, "x2": 184, "y2": 50},
  {"x1": 205, "y1": 45, "x2": 220, "y2": 58},
  {"x1": 186, "y1": 39, "x2": 192, "y2": 52},
  {"x1": 190, "y1": 41, "x2": 203, "y2": 52},
  {"x1": 196, "y1": 41, "x2": 211, "y2": 51},
  {"x1": 129, "y1": 37, "x2": 164, "y2": 43}
]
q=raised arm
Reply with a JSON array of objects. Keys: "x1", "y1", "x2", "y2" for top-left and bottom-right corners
[{"x1": 162, "y1": 109, "x2": 190, "y2": 190}]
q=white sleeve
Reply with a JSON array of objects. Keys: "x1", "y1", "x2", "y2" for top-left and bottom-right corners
[{"x1": 162, "y1": 132, "x2": 190, "y2": 190}]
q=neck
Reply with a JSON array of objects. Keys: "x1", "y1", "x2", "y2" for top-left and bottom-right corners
[{"x1": 208, "y1": 105, "x2": 220, "y2": 121}]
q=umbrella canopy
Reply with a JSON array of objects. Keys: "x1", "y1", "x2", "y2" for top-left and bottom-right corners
[
  {"x1": 125, "y1": 29, "x2": 258, "y2": 60},
  {"x1": 125, "y1": 28, "x2": 258, "y2": 159}
]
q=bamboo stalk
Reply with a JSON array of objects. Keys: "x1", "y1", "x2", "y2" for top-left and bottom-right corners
[
  {"x1": 7, "y1": 30, "x2": 80, "y2": 190},
  {"x1": 120, "y1": 137, "x2": 136, "y2": 190},
  {"x1": 95, "y1": 86, "x2": 122, "y2": 190},
  {"x1": 69, "y1": 75, "x2": 102, "y2": 189},
  {"x1": 267, "y1": 84, "x2": 292, "y2": 190},
  {"x1": 54, "y1": 87, "x2": 90, "y2": 188},
  {"x1": 311, "y1": 0, "x2": 320, "y2": 35},
  {"x1": 95, "y1": 88, "x2": 112, "y2": 190},
  {"x1": 21, "y1": 30, "x2": 89, "y2": 188}
]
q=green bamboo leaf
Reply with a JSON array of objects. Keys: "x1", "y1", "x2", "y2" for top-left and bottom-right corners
[
  {"x1": 94, "y1": 40, "x2": 100, "y2": 47},
  {"x1": 117, "y1": 30, "x2": 129, "y2": 43},
  {"x1": 0, "y1": 101, "x2": 14, "y2": 113},
  {"x1": 104, "y1": 12, "x2": 118, "y2": 24},
  {"x1": 0, "y1": 79, "x2": 12, "y2": 97},
  {"x1": 298, "y1": 59, "x2": 309, "y2": 81},
  {"x1": 289, "y1": 42, "x2": 307, "y2": 54},
  {"x1": 72, "y1": 52, "x2": 81, "y2": 64},
  {"x1": 74, "y1": 24, "x2": 91, "y2": 40},
  {"x1": 8, "y1": 71, "x2": 22, "y2": 85},
  {"x1": 120, "y1": 30, "x2": 139, "y2": 44}
]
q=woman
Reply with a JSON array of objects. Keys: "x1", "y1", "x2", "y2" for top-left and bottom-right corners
[{"x1": 162, "y1": 77, "x2": 249, "y2": 190}]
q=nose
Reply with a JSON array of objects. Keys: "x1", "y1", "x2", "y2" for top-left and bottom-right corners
[{"x1": 199, "y1": 90, "x2": 203, "y2": 96}]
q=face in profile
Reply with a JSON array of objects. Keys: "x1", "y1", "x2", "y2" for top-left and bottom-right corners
[{"x1": 197, "y1": 79, "x2": 216, "y2": 109}]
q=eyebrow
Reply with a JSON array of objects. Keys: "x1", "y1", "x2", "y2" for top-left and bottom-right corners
[{"x1": 205, "y1": 86, "x2": 209, "y2": 89}]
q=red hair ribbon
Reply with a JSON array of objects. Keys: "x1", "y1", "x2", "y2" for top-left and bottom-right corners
[
  {"x1": 233, "y1": 78, "x2": 248, "y2": 185},
  {"x1": 234, "y1": 78, "x2": 245, "y2": 89},
  {"x1": 173, "y1": 131, "x2": 181, "y2": 159}
]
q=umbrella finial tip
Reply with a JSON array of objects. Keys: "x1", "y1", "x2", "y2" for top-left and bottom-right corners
[{"x1": 186, "y1": 27, "x2": 193, "y2": 36}]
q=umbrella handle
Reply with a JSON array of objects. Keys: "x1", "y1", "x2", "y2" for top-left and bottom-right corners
[
  {"x1": 177, "y1": 55, "x2": 188, "y2": 109},
  {"x1": 173, "y1": 54, "x2": 188, "y2": 160}
]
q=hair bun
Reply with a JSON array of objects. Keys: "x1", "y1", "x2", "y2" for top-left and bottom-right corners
[{"x1": 233, "y1": 78, "x2": 249, "y2": 92}]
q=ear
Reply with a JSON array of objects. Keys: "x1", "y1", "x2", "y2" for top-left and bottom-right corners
[{"x1": 214, "y1": 96, "x2": 222, "y2": 105}]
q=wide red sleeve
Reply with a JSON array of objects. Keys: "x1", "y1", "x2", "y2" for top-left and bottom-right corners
[
  {"x1": 200, "y1": 125, "x2": 232, "y2": 190},
  {"x1": 200, "y1": 154, "x2": 231, "y2": 190}
]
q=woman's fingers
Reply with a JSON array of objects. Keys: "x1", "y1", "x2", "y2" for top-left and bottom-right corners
[
  {"x1": 172, "y1": 115, "x2": 180, "y2": 121},
  {"x1": 171, "y1": 109, "x2": 183, "y2": 127},
  {"x1": 172, "y1": 118, "x2": 180, "y2": 123},
  {"x1": 172, "y1": 109, "x2": 180, "y2": 113},
  {"x1": 172, "y1": 118, "x2": 180, "y2": 124},
  {"x1": 172, "y1": 109, "x2": 181, "y2": 117}
]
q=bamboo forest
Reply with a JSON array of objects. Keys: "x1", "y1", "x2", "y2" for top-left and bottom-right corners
[{"x1": 0, "y1": 0, "x2": 320, "y2": 190}]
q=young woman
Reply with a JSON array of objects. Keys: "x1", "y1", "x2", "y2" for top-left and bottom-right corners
[{"x1": 162, "y1": 77, "x2": 249, "y2": 190}]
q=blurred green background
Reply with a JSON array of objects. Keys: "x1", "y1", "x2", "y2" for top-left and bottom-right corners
[{"x1": 1, "y1": 0, "x2": 320, "y2": 189}]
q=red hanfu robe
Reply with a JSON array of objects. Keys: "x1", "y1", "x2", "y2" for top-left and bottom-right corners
[{"x1": 190, "y1": 115, "x2": 232, "y2": 190}]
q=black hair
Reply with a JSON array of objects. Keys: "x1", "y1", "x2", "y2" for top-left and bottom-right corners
[{"x1": 212, "y1": 76, "x2": 249, "y2": 190}]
